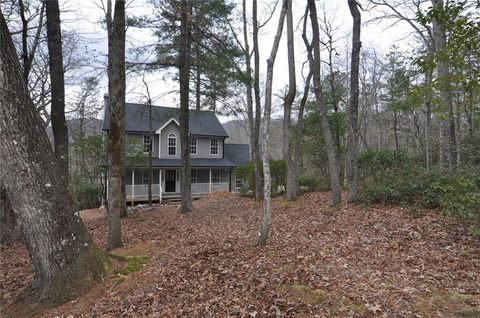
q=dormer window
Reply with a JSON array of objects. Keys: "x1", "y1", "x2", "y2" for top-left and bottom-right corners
[
  {"x1": 143, "y1": 135, "x2": 152, "y2": 153},
  {"x1": 210, "y1": 138, "x2": 219, "y2": 155},
  {"x1": 168, "y1": 134, "x2": 176, "y2": 155}
]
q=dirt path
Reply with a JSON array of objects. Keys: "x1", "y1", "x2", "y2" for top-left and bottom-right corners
[{"x1": 1, "y1": 192, "x2": 479, "y2": 317}]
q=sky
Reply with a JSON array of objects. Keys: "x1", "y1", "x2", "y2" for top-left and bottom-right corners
[{"x1": 60, "y1": 0, "x2": 418, "y2": 122}]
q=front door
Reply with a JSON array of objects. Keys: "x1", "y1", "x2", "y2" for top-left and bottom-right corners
[{"x1": 165, "y1": 170, "x2": 176, "y2": 192}]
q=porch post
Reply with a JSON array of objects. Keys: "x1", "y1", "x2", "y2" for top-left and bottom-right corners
[
  {"x1": 159, "y1": 169, "x2": 162, "y2": 203},
  {"x1": 132, "y1": 169, "x2": 135, "y2": 197},
  {"x1": 209, "y1": 168, "x2": 212, "y2": 193}
]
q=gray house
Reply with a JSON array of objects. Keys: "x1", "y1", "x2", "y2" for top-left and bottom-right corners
[{"x1": 102, "y1": 97, "x2": 249, "y2": 203}]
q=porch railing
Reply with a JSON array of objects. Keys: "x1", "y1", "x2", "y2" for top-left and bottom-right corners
[{"x1": 126, "y1": 182, "x2": 229, "y2": 197}]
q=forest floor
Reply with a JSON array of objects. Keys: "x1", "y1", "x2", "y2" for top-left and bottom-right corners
[{"x1": 1, "y1": 191, "x2": 479, "y2": 317}]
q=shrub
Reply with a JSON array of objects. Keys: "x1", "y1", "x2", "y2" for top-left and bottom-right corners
[
  {"x1": 72, "y1": 183, "x2": 104, "y2": 210},
  {"x1": 234, "y1": 159, "x2": 286, "y2": 195},
  {"x1": 299, "y1": 175, "x2": 331, "y2": 192}
]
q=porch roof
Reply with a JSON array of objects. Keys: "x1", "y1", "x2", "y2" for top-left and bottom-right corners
[{"x1": 125, "y1": 157, "x2": 237, "y2": 168}]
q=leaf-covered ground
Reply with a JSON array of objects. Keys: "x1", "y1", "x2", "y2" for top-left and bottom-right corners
[{"x1": 1, "y1": 191, "x2": 479, "y2": 317}]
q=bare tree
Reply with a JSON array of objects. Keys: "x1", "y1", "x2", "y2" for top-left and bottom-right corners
[
  {"x1": 307, "y1": 0, "x2": 342, "y2": 205},
  {"x1": 252, "y1": 0, "x2": 263, "y2": 200},
  {"x1": 346, "y1": 0, "x2": 361, "y2": 202},
  {"x1": 257, "y1": 0, "x2": 288, "y2": 246},
  {"x1": 179, "y1": 0, "x2": 193, "y2": 213},
  {"x1": 106, "y1": 0, "x2": 126, "y2": 250},
  {"x1": 0, "y1": 11, "x2": 107, "y2": 306},
  {"x1": 284, "y1": 0, "x2": 297, "y2": 200},
  {"x1": 45, "y1": 0, "x2": 69, "y2": 182}
]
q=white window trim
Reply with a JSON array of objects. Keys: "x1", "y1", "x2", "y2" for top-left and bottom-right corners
[
  {"x1": 143, "y1": 135, "x2": 152, "y2": 154},
  {"x1": 235, "y1": 177, "x2": 243, "y2": 189},
  {"x1": 168, "y1": 133, "x2": 177, "y2": 156},
  {"x1": 189, "y1": 137, "x2": 198, "y2": 155},
  {"x1": 210, "y1": 138, "x2": 219, "y2": 155},
  {"x1": 191, "y1": 169, "x2": 197, "y2": 184}
]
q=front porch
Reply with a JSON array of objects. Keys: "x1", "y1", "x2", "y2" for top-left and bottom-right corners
[{"x1": 125, "y1": 168, "x2": 232, "y2": 203}]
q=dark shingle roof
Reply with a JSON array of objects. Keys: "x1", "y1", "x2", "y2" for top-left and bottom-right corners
[
  {"x1": 224, "y1": 143, "x2": 250, "y2": 167},
  {"x1": 102, "y1": 99, "x2": 229, "y2": 137}
]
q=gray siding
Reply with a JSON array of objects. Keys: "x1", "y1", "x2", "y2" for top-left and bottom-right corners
[
  {"x1": 159, "y1": 121, "x2": 180, "y2": 159},
  {"x1": 158, "y1": 121, "x2": 224, "y2": 159}
]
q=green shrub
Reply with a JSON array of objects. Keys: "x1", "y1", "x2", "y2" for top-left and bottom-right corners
[
  {"x1": 72, "y1": 182, "x2": 104, "y2": 210},
  {"x1": 234, "y1": 160, "x2": 286, "y2": 195}
]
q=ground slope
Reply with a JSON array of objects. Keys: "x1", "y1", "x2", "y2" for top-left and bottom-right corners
[{"x1": 1, "y1": 192, "x2": 479, "y2": 317}]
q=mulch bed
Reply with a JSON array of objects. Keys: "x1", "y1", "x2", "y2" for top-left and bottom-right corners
[{"x1": 1, "y1": 191, "x2": 479, "y2": 317}]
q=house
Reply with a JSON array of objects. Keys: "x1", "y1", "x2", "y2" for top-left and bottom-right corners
[{"x1": 102, "y1": 96, "x2": 250, "y2": 203}]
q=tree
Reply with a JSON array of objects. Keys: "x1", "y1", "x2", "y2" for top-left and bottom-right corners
[
  {"x1": 179, "y1": 0, "x2": 193, "y2": 213},
  {"x1": 306, "y1": 0, "x2": 342, "y2": 205},
  {"x1": 429, "y1": 0, "x2": 457, "y2": 167},
  {"x1": 0, "y1": 10, "x2": 107, "y2": 306},
  {"x1": 346, "y1": 0, "x2": 361, "y2": 202},
  {"x1": 106, "y1": 0, "x2": 126, "y2": 250},
  {"x1": 252, "y1": 0, "x2": 263, "y2": 201},
  {"x1": 45, "y1": 0, "x2": 69, "y2": 182},
  {"x1": 284, "y1": 0, "x2": 297, "y2": 200},
  {"x1": 257, "y1": 0, "x2": 288, "y2": 246}
]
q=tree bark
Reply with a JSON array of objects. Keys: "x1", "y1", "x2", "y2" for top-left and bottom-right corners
[
  {"x1": 307, "y1": 0, "x2": 342, "y2": 205},
  {"x1": 431, "y1": 0, "x2": 457, "y2": 168},
  {"x1": 257, "y1": 0, "x2": 288, "y2": 246},
  {"x1": 346, "y1": 0, "x2": 361, "y2": 203},
  {"x1": 179, "y1": 0, "x2": 193, "y2": 213},
  {"x1": 45, "y1": 0, "x2": 69, "y2": 183},
  {"x1": 242, "y1": 0, "x2": 255, "y2": 164},
  {"x1": 252, "y1": 0, "x2": 262, "y2": 201},
  {"x1": 106, "y1": 0, "x2": 126, "y2": 250},
  {"x1": 284, "y1": 0, "x2": 297, "y2": 201},
  {"x1": 0, "y1": 11, "x2": 108, "y2": 307}
]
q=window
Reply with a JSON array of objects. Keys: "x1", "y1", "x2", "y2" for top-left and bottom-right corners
[
  {"x1": 210, "y1": 138, "x2": 219, "y2": 155},
  {"x1": 168, "y1": 134, "x2": 176, "y2": 155},
  {"x1": 189, "y1": 137, "x2": 197, "y2": 155},
  {"x1": 191, "y1": 169, "x2": 197, "y2": 184},
  {"x1": 212, "y1": 169, "x2": 220, "y2": 185},
  {"x1": 235, "y1": 178, "x2": 243, "y2": 189},
  {"x1": 142, "y1": 170, "x2": 149, "y2": 188},
  {"x1": 143, "y1": 135, "x2": 152, "y2": 153}
]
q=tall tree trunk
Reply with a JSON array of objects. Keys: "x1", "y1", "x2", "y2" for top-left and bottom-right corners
[
  {"x1": 284, "y1": 0, "x2": 296, "y2": 200},
  {"x1": 252, "y1": 0, "x2": 262, "y2": 201},
  {"x1": 0, "y1": 12, "x2": 108, "y2": 307},
  {"x1": 393, "y1": 109, "x2": 399, "y2": 151},
  {"x1": 431, "y1": 0, "x2": 457, "y2": 168},
  {"x1": 242, "y1": 0, "x2": 255, "y2": 163},
  {"x1": 346, "y1": 0, "x2": 361, "y2": 203},
  {"x1": 425, "y1": 67, "x2": 433, "y2": 169},
  {"x1": 106, "y1": 0, "x2": 126, "y2": 250},
  {"x1": 257, "y1": 0, "x2": 288, "y2": 246},
  {"x1": 307, "y1": 0, "x2": 342, "y2": 205},
  {"x1": 179, "y1": 0, "x2": 193, "y2": 213},
  {"x1": 195, "y1": 63, "x2": 201, "y2": 110},
  {"x1": 45, "y1": 0, "x2": 69, "y2": 183},
  {"x1": 292, "y1": 71, "x2": 312, "y2": 196}
]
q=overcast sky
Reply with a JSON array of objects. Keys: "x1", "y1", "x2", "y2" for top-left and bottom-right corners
[{"x1": 61, "y1": 0, "x2": 417, "y2": 121}]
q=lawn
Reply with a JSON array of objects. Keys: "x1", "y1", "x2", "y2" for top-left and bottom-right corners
[{"x1": 1, "y1": 191, "x2": 479, "y2": 317}]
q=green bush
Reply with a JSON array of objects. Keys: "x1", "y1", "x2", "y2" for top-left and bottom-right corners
[
  {"x1": 72, "y1": 183, "x2": 104, "y2": 210},
  {"x1": 358, "y1": 150, "x2": 480, "y2": 222}
]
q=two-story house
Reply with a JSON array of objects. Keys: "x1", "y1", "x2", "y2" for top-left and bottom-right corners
[{"x1": 102, "y1": 96, "x2": 250, "y2": 203}]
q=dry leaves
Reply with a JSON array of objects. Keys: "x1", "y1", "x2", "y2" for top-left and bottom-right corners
[{"x1": 1, "y1": 191, "x2": 479, "y2": 317}]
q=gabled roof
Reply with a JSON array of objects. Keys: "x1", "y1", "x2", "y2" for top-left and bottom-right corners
[{"x1": 102, "y1": 99, "x2": 229, "y2": 137}]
